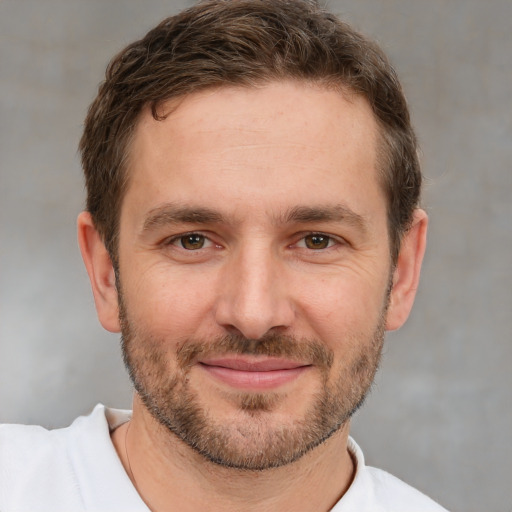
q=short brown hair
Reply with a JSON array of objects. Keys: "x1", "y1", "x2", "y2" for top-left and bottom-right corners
[{"x1": 80, "y1": 0, "x2": 421, "y2": 264}]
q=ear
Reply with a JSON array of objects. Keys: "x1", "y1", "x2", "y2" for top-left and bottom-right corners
[
  {"x1": 385, "y1": 209, "x2": 428, "y2": 331},
  {"x1": 77, "y1": 211, "x2": 121, "y2": 333}
]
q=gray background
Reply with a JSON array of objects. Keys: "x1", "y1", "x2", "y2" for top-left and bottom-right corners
[{"x1": 0, "y1": 1, "x2": 510, "y2": 511}]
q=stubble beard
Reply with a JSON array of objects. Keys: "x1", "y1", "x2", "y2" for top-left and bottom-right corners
[{"x1": 119, "y1": 294, "x2": 387, "y2": 471}]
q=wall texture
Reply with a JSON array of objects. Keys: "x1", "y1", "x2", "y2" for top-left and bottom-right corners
[{"x1": 0, "y1": 1, "x2": 510, "y2": 511}]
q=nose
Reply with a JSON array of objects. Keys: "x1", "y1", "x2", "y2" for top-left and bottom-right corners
[{"x1": 214, "y1": 243, "x2": 295, "y2": 339}]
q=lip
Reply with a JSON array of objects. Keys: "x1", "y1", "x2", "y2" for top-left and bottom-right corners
[{"x1": 198, "y1": 357, "x2": 311, "y2": 390}]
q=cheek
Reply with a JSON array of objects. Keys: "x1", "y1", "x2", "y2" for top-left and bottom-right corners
[
  {"x1": 123, "y1": 264, "x2": 216, "y2": 338},
  {"x1": 293, "y1": 270, "x2": 388, "y2": 345}
]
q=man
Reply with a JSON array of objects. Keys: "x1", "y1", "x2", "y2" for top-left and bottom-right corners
[{"x1": 0, "y1": 1, "x2": 447, "y2": 510}]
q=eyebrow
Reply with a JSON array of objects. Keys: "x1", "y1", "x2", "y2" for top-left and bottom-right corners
[
  {"x1": 142, "y1": 204, "x2": 226, "y2": 232},
  {"x1": 142, "y1": 203, "x2": 367, "y2": 233},
  {"x1": 281, "y1": 205, "x2": 368, "y2": 232}
]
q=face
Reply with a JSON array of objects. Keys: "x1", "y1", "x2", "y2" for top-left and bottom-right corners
[{"x1": 117, "y1": 82, "x2": 393, "y2": 470}]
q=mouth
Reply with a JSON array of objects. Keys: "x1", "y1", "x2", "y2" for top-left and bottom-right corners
[{"x1": 198, "y1": 356, "x2": 312, "y2": 390}]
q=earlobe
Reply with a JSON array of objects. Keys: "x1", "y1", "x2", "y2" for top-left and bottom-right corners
[
  {"x1": 385, "y1": 209, "x2": 428, "y2": 331},
  {"x1": 77, "y1": 211, "x2": 121, "y2": 333}
]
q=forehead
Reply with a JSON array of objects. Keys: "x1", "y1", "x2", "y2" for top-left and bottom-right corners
[
  {"x1": 124, "y1": 81, "x2": 382, "y2": 223},
  {"x1": 134, "y1": 82, "x2": 377, "y2": 156}
]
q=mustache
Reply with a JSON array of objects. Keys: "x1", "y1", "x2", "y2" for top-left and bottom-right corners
[{"x1": 175, "y1": 332, "x2": 334, "y2": 370}]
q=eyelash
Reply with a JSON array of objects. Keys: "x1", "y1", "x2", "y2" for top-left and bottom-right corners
[
  {"x1": 294, "y1": 232, "x2": 341, "y2": 250},
  {"x1": 166, "y1": 232, "x2": 217, "y2": 250},
  {"x1": 165, "y1": 231, "x2": 344, "y2": 251}
]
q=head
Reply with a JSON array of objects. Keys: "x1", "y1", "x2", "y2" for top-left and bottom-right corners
[
  {"x1": 78, "y1": 0, "x2": 427, "y2": 471},
  {"x1": 80, "y1": 0, "x2": 421, "y2": 267}
]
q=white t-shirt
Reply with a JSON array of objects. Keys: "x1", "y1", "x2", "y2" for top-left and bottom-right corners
[{"x1": 0, "y1": 404, "x2": 448, "y2": 511}]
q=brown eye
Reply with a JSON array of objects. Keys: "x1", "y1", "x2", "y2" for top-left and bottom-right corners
[
  {"x1": 179, "y1": 234, "x2": 206, "y2": 250},
  {"x1": 304, "y1": 234, "x2": 331, "y2": 250}
]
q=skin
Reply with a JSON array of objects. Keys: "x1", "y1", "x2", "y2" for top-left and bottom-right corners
[{"x1": 78, "y1": 81, "x2": 427, "y2": 511}]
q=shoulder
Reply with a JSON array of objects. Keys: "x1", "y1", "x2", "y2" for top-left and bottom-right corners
[
  {"x1": 0, "y1": 404, "x2": 133, "y2": 512},
  {"x1": 0, "y1": 404, "x2": 116, "y2": 467},
  {"x1": 331, "y1": 437, "x2": 448, "y2": 512},
  {"x1": 0, "y1": 419, "x2": 72, "y2": 482},
  {"x1": 0, "y1": 414, "x2": 85, "y2": 511},
  {"x1": 364, "y1": 465, "x2": 448, "y2": 512}
]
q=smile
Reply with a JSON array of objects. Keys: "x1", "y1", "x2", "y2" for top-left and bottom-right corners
[{"x1": 198, "y1": 357, "x2": 312, "y2": 390}]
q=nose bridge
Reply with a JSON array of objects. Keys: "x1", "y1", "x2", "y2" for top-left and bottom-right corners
[{"x1": 215, "y1": 238, "x2": 293, "y2": 339}]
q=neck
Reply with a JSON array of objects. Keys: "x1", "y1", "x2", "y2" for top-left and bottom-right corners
[{"x1": 112, "y1": 397, "x2": 355, "y2": 512}]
